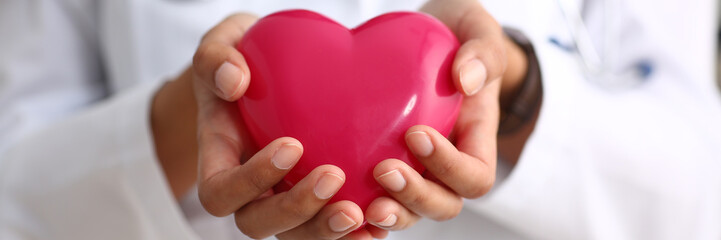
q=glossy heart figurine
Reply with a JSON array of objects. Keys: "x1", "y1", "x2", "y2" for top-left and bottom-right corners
[{"x1": 237, "y1": 10, "x2": 462, "y2": 211}]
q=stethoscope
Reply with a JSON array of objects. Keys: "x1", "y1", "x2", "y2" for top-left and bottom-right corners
[{"x1": 553, "y1": 0, "x2": 654, "y2": 90}]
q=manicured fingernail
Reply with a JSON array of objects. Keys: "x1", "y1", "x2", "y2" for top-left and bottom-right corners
[
  {"x1": 329, "y1": 211, "x2": 356, "y2": 232},
  {"x1": 375, "y1": 214, "x2": 397, "y2": 228},
  {"x1": 406, "y1": 131, "x2": 434, "y2": 157},
  {"x1": 314, "y1": 173, "x2": 344, "y2": 199},
  {"x1": 271, "y1": 144, "x2": 302, "y2": 170},
  {"x1": 215, "y1": 61, "x2": 244, "y2": 99},
  {"x1": 460, "y1": 59, "x2": 486, "y2": 96},
  {"x1": 376, "y1": 169, "x2": 406, "y2": 192}
]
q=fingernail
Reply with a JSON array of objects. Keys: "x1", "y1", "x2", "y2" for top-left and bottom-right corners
[
  {"x1": 328, "y1": 211, "x2": 356, "y2": 232},
  {"x1": 271, "y1": 144, "x2": 302, "y2": 170},
  {"x1": 215, "y1": 61, "x2": 244, "y2": 99},
  {"x1": 460, "y1": 59, "x2": 486, "y2": 96},
  {"x1": 374, "y1": 214, "x2": 397, "y2": 228},
  {"x1": 314, "y1": 173, "x2": 344, "y2": 199},
  {"x1": 406, "y1": 131, "x2": 434, "y2": 157},
  {"x1": 376, "y1": 169, "x2": 406, "y2": 192}
]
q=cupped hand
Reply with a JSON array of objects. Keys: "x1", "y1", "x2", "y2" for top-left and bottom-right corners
[
  {"x1": 192, "y1": 13, "x2": 383, "y2": 240},
  {"x1": 365, "y1": 0, "x2": 513, "y2": 231}
]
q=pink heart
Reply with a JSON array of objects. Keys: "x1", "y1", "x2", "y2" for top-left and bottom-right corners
[{"x1": 237, "y1": 10, "x2": 462, "y2": 211}]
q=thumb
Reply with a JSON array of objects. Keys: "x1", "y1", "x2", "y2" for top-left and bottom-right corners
[
  {"x1": 192, "y1": 13, "x2": 258, "y2": 101},
  {"x1": 422, "y1": 1, "x2": 507, "y2": 96}
]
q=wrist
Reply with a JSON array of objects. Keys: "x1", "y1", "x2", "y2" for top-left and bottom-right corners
[
  {"x1": 498, "y1": 27, "x2": 543, "y2": 134},
  {"x1": 150, "y1": 67, "x2": 199, "y2": 199},
  {"x1": 496, "y1": 28, "x2": 544, "y2": 165},
  {"x1": 499, "y1": 35, "x2": 529, "y2": 110}
]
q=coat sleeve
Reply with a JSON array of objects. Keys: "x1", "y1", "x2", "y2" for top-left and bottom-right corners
[
  {"x1": 0, "y1": 1, "x2": 199, "y2": 239},
  {"x1": 463, "y1": 1, "x2": 721, "y2": 239}
]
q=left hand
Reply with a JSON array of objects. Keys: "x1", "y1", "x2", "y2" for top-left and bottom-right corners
[{"x1": 362, "y1": 0, "x2": 528, "y2": 234}]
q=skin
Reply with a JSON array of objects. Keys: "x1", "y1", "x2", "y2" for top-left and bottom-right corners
[{"x1": 150, "y1": 0, "x2": 537, "y2": 239}]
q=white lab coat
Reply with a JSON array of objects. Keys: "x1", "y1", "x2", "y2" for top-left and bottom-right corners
[{"x1": 1, "y1": 0, "x2": 720, "y2": 239}]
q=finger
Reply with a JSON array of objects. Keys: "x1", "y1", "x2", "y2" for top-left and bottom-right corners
[
  {"x1": 276, "y1": 200, "x2": 364, "y2": 240},
  {"x1": 193, "y1": 13, "x2": 258, "y2": 101},
  {"x1": 455, "y1": 78, "x2": 501, "y2": 162},
  {"x1": 452, "y1": 35, "x2": 506, "y2": 96},
  {"x1": 373, "y1": 159, "x2": 463, "y2": 221},
  {"x1": 198, "y1": 137, "x2": 303, "y2": 217},
  {"x1": 363, "y1": 226, "x2": 389, "y2": 239},
  {"x1": 365, "y1": 197, "x2": 421, "y2": 231},
  {"x1": 194, "y1": 78, "x2": 252, "y2": 217},
  {"x1": 450, "y1": 4, "x2": 506, "y2": 96},
  {"x1": 236, "y1": 165, "x2": 346, "y2": 239},
  {"x1": 338, "y1": 230, "x2": 374, "y2": 240},
  {"x1": 453, "y1": 79, "x2": 501, "y2": 190},
  {"x1": 404, "y1": 122, "x2": 496, "y2": 199},
  {"x1": 365, "y1": 225, "x2": 390, "y2": 239},
  {"x1": 421, "y1": 0, "x2": 506, "y2": 96},
  {"x1": 201, "y1": 13, "x2": 258, "y2": 46}
]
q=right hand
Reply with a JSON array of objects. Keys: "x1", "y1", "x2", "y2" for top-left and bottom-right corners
[{"x1": 193, "y1": 13, "x2": 388, "y2": 239}]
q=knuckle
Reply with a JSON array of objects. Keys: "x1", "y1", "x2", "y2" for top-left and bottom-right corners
[
  {"x1": 193, "y1": 43, "x2": 229, "y2": 72},
  {"x1": 484, "y1": 42, "x2": 507, "y2": 74},
  {"x1": 463, "y1": 188, "x2": 485, "y2": 199},
  {"x1": 224, "y1": 12, "x2": 246, "y2": 21},
  {"x1": 464, "y1": 174, "x2": 495, "y2": 199},
  {"x1": 279, "y1": 190, "x2": 314, "y2": 220},
  {"x1": 236, "y1": 219, "x2": 265, "y2": 240},
  {"x1": 433, "y1": 153, "x2": 462, "y2": 177},
  {"x1": 404, "y1": 186, "x2": 430, "y2": 210},
  {"x1": 226, "y1": 12, "x2": 253, "y2": 22},
  {"x1": 198, "y1": 188, "x2": 230, "y2": 217},
  {"x1": 391, "y1": 214, "x2": 414, "y2": 231},
  {"x1": 199, "y1": 30, "x2": 214, "y2": 44},
  {"x1": 433, "y1": 197, "x2": 463, "y2": 221},
  {"x1": 229, "y1": 12, "x2": 259, "y2": 26},
  {"x1": 395, "y1": 220, "x2": 410, "y2": 231},
  {"x1": 198, "y1": 194, "x2": 220, "y2": 216},
  {"x1": 247, "y1": 171, "x2": 269, "y2": 196},
  {"x1": 193, "y1": 43, "x2": 214, "y2": 66}
]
